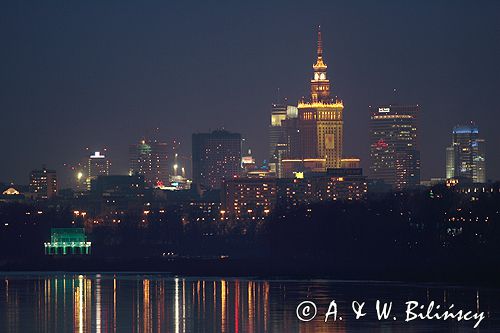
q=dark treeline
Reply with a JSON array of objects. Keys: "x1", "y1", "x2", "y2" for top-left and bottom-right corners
[
  {"x1": 266, "y1": 184, "x2": 500, "y2": 274},
  {"x1": 0, "y1": 184, "x2": 499, "y2": 282}
]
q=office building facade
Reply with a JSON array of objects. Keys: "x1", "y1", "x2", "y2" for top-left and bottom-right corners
[
  {"x1": 129, "y1": 139, "x2": 169, "y2": 187},
  {"x1": 30, "y1": 166, "x2": 58, "y2": 199},
  {"x1": 446, "y1": 124, "x2": 486, "y2": 183},
  {"x1": 192, "y1": 130, "x2": 242, "y2": 189},
  {"x1": 86, "y1": 151, "x2": 110, "y2": 189},
  {"x1": 369, "y1": 104, "x2": 420, "y2": 190}
]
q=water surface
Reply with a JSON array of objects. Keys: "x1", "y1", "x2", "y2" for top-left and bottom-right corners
[{"x1": 0, "y1": 273, "x2": 498, "y2": 332}]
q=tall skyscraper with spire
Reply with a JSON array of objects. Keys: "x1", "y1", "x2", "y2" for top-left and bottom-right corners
[{"x1": 296, "y1": 26, "x2": 344, "y2": 168}]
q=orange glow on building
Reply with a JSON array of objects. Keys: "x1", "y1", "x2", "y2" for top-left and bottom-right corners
[{"x1": 296, "y1": 26, "x2": 344, "y2": 169}]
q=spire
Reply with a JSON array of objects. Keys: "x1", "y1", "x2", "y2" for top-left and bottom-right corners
[
  {"x1": 317, "y1": 25, "x2": 323, "y2": 58},
  {"x1": 311, "y1": 25, "x2": 330, "y2": 103},
  {"x1": 313, "y1": 25, "x2": 327, "y2": 71}
]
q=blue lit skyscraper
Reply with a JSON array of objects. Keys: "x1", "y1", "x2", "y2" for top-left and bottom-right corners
[{"x1": 446, "y1": 124, "x2": 486, "y2": 183}]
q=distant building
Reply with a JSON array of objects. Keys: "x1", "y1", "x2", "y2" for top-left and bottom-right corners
[
  {"x1": 455, "y1": 182, "x2": 500, "y2": 196},
  {"x1": 268, "y1": 103, "x2": 288, "y2": 159},
  {"x1": 246, "y1": 168, "x2": 275, "y2": 179},
  {"x1": 266, "y1": 28, "x2": 345, "y2": 174},
  {"x1": 281, "y1": 158, "x2": 326, "y2": 178},
  {"x1": 0, "y1": 186, "x2": 25, "y2": 203},
  {"x1": 269, "y1": 106, "x2": 299, "y2": 178},
  {"x1": 320, "y1": 168, "x2": 368, "y2": 201},
  {"x1": 86, "y1": 151, "x2": 110, "y2": 189},
  {"x1": 296, "y1": 27, "x2": 344, "y2": 169},
  {"x1": 270, "y1": 142, "x2": 288, "y2": 178},
  {"x1": 90, "y1": 174, "x2": 145, "y2": 195},
  {"x1": 44, "y1": 228, "x2": 91, "y2": 255},
  {"x1": 340, "y1": 158, "x2": 361, "y2": 169},
  {"x1": 89, "y1": 174, "x2": 146, "y2": 226},
  {"x1": 2, "y1": 187, "x2": 20, "y2": 195},
  {"x1": 162, "y1": 175, "x2": 191, "y2": 191},
  {"x1": 242, "y1": 149, "x2": 257, "y2": 173},
  {"x1": 192, "y1": 130, "x2": 242, "y2": 189},
  {"x1": 446, "y1": 124, "x2": 486, "y2": 183},
  {"x1": 222, "y1": 168, "x2": 367, "y2": 219},
  {"x1": 420, "y1": 178, "x2": 446, "y2": 187},
  {"x1": 30, "y1": 166, "x2": 58, "y2": 199},
  {"x1": 129, "y1": 139, "x2": 168, "y2": 187},
  {"x1": 277, "y1": 168, "x2": 367, "y2": 210},
  {"x1": 445, "y1": 146, "x2": 455, "y2": 179},
  {"x1": 369, "y1": 104, "x2": 420, "y2": 190},
  {"x1": 222, "y1": 177, "x2": 277, "y2": 220},
  {"x1": 183, "y1": 200, "x2": 222, "y2": 224}
]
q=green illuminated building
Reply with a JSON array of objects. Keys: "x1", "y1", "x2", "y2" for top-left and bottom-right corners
[{"x1": 44, "y1": 228, "x2": 91, "y2": 255}]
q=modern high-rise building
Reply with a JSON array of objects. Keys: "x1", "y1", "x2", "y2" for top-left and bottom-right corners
[
  {"x1": 86, "y1": 151, "x2": 110, "y2": 189},
  {"x1": 270, "y1": 142, "x2": 288, "y2": 178},
  {"x1": 30, "y1": 166, "x2": 58, "y2": 199},
  {"x1": 269, "y1": 103, "x2": 287, "y2": 159},
  {"x1": 88, "y1": 151, "x2": 109, "y2": 177},
  {"x1": 192, "y1": 130, "x2": 242, "y2": 189},
  {"x1": 445, "y1": 124, "x2": 486, "y2": 183},
  {"x1": 269, "y1": 104, "x2": 299, "y2": 177},
  {"x1": 369, "y1": 105, "x2": 420, "y2": 190},
  {"x1": 445, "y1": 146, "x2": 456, "y2": 179},
  {"x1": 296, "y1": 26, "x2": 344, "y2": 168},
  {"x1": 129, "y1": 139, "x2": 169, "y2": 187},
  {"x1": 281, "y1": 108, "x2": 300, "y2": 157}
]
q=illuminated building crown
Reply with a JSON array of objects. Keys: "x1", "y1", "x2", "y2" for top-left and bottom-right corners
[
  {"x1": 310, "y1": 26, "x2": 331, "y2": 103},
  {"x1": 313, "y1": 26, "x2": 327, "y2": 71}
]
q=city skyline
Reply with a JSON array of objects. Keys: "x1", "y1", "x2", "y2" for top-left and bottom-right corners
[{"x1": 1, "y1": 1, "x2": 499, "y2": 184}]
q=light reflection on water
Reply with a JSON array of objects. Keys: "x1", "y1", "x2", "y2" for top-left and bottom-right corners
[{"x1": 0, "y1": 273, "x2": 499, "y2": 332}]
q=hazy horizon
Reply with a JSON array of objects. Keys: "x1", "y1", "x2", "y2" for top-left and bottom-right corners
[{"x1": 1, "y1": 0, "x2": 499, "y2": 186}]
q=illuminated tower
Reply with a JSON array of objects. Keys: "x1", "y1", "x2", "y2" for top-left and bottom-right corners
[
  {"x1": 297, "y1": 26, "x2": 344, "y2": 169},
  {"x1": 310, "y1": 26, "x2": 330, "y2": 103}
]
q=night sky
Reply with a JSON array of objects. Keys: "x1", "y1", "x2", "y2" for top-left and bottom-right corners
[{"x1": 1, "y1": 0, "x2": 499, "y2": 186}]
